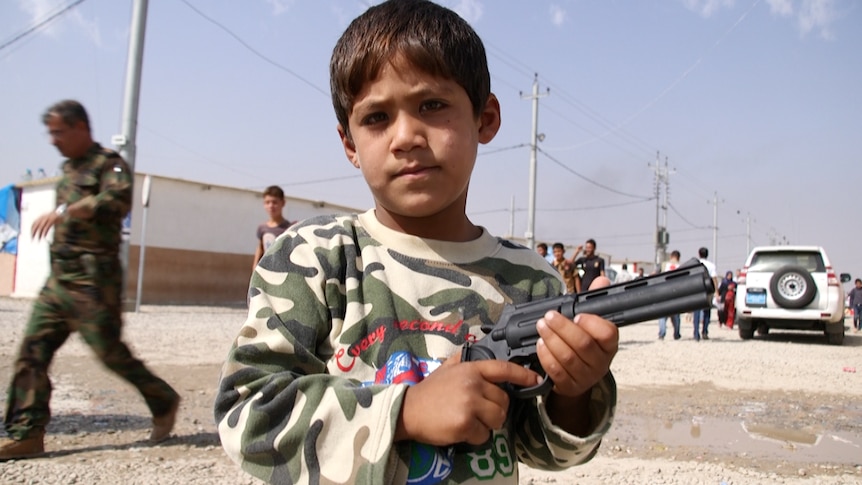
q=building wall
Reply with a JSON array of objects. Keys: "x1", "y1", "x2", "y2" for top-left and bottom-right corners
[
  {"x1": 11, "y1": 180, "x2": 56, "y2": 298},
  {"x1": 11, "y1": 173, "x2": 361, "y2": 305}
]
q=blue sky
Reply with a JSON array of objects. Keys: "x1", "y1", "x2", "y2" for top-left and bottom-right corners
[{"x1": 1, "y1": 0, "x2": 859, "y2": 281}]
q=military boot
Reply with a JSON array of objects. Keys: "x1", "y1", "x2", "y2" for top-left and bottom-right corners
[
  {"x1": 0, "y1": 429, "x2": 45, "y2": 461},
  {"x1": 150, "y1": 396, "x2": 181, "y2": 443}
]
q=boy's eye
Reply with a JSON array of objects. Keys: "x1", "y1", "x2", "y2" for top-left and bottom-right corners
[
  {"x1": 420, "y1": 100, "x2": 445, "y2": 112},
  {"x1": 361, "y1": 112, "x2": 388, "y2": 126}
]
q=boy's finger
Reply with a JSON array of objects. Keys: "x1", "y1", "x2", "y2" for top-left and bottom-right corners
[{"x1": 473, "y1": 359, "x2": 541, "y2": 387}]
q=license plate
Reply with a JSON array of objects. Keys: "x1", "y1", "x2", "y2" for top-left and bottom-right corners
[{"x1": 746, "y1": 289, "x2": 767, "y2": 306}]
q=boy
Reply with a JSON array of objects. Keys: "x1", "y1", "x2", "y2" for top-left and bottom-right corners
[
  {"x1": 252, "y1": 185, "x2": 291, "y2": 269},
  {"x1": 214, "y1": 1, "x2": 618, "y2": 484},
  {"x1": 551, "y1": 242, "x2": 576, "y2": 294},
  {"x1": 573, "y1": 239, "x2": 605, "y2": 294},
  {"x1": 848, "y1": 278, "x2": 862, "y2": 332}
]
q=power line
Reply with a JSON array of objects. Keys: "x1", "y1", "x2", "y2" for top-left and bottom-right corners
[
  {"x1": 668, "y1": 202, "x2": 710, "y2": 230},
  {"x1": 0, "y1": 0, "x2": 87, "y2": 53},
  {"x1": 536, "y1": 146, "x2": 652, "y2": 200},
  {"x1": 477, "y1": 143, "x2": 529, "y2": 157},
  {"x1": 178, "y1": 0, "x2": 328, "y2": 97}
]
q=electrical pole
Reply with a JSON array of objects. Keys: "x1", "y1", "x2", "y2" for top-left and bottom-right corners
[
  {"x1": 508, "y1": 196, "x2": 515, "y2": 239},
  {"x1": 708, "y1": 192, "x2": 724, "y2": 271},
  {"x1": 520, "y1": 74, "x2": 548, "y2": 251},
  {"x1": 115, "y1": 0, "x2": 149, "y2": 308},
  {"x1": 649, "y1": 152, "x2": 673, "y2": 267}
]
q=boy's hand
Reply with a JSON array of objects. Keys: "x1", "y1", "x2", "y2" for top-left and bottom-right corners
[
  {"x1": 535, "y1": 276, "x2": 618, "y2": 435},
  {"x1": 395, "y1": 356, "x2": 541, "y2": 446},
  {"x1": 535, "y1": 310, "x2": 618, "y2": 399}
]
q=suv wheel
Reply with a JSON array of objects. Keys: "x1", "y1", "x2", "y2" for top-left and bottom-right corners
[
  {"x1": 826, "y1": 329, "x2": 844, "y2": 346},
  {"x1": 769, "y1": 265, "x2": 817, "y2": 309},
  {"x1": 738, "y1": 319, "x2": 754, "y2": 340}
]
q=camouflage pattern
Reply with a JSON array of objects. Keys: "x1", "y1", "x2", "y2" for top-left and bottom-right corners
[
  {"x1": 52, "y1": 143, "x2": 131, "y2": 260},
  {"x1": 215, "y1": 211, "x2": 616, "y2": 484},
  {"x1": 4, "y1": 144, "x2": 179, "y2": 440}
]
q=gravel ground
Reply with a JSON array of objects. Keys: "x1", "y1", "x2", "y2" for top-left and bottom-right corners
[{"x1": 0, "y1": 295, "x2": 860, "y2": 484}]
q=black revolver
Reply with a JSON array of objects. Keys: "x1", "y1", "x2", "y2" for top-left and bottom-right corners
[{"x1": 461, "y1": 258, "x2": 715, "y2": 398}]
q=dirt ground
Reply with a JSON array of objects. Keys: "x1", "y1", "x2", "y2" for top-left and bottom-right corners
[{"x1": 0, "y1": 297, "x2": 860, "y2": 483}]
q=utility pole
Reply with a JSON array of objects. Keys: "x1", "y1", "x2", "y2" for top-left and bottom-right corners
[
  {"x1": 520, "y1": 74, "x2": 548, "y2": 251},
  {"x1": 508, "y1": 196, "x2": 515, "y2": 239},
  {"x1": 738, "y1": 210, "x2": 754, "y2": 256},
  {"x1": 708, "y1": 192, "x2": 724, "y2": 271},
  {"x1": 114, "y1": 0, "x2": 149, "y2": 309},
  {"x1": 648, "y1": 152, "x2": 673, "y2": 267}
]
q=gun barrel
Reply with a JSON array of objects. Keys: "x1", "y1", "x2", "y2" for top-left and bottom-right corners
[{"x1": 570, "y1": 270, "x2": 714, "y2": 327}]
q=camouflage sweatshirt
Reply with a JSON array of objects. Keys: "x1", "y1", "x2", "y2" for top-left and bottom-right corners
[
  {"x1": 215, "y1": 211, "x2": 616, "y2": 485},
  {"x1": 52, "y1": 143, "x2": 132, "y2": 260}
]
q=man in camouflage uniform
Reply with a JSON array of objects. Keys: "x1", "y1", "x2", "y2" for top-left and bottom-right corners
[{"x1": 0, "y1": 100, "x2": 180, "y2": 461}]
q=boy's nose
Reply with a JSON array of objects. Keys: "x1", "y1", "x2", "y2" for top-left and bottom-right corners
[{"x1": 390, "y1": 113, "x2": 426, "y2": 151}]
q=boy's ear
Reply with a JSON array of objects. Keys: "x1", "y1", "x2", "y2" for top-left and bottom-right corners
[
  {"x1": 478, "y1": 94, "x2": 502, "y2": 144},
  {"x1": 337, "y1": 124, "x2": 361, "y2": 168}
]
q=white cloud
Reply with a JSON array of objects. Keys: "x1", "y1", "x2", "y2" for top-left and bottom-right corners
[
  {"x1": 765, "y1": 0, "x2": 794, "y2": 16},
  {"x1": 18, "y1": 0, "x2": 63, "y2": 37},
  {"x1": 16, "y1": 0, "x2": 102, "y2": 47},
  {"x1": 451, "y1": 0, "x2": 484, "y2": 24},
  {"x1": 797, "y1": 0, "x2": 838, "y2": 40},
  {"x1": 264, "y1": 0, "x2": 296, "y2": 16},
  {"x1": 681, "y1": 0, "x2": 736, "y2": 18},
  {"x1": 549, "y1": 4, "x2": 567, "y2": 27},
  {"x1": 764, "y1": 0, "x2": 840, "y2": 40}
]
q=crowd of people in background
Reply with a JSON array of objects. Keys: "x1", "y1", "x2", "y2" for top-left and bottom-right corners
[{"x1": 535, "y1": 241, "x2": 739, "y2": 341}]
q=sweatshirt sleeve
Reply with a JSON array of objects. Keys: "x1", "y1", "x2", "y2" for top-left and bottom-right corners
[
  {"x1": 214, "y1": 227, "x2": 407, "y2": 484},
  {"x1": 513, "y1": 372, "x2": 616, "y2": 470}
]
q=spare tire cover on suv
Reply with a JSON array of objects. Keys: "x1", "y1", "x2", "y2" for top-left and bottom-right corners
[{"x1": 769, "y1": 265, "x2": 817, "y2": 309}]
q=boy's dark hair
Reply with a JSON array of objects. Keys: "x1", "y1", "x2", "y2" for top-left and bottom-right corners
[
  {"x1": 330, "y1": 0, "x2": 490, "y2": 139},
  {"x1": 43, "y1": 100, "x2": 90, "y2": 132},
  {"x1": 670, "y1": 250, "x2": 680, "y2": 260},
  {"x1": 536, "y1": 242, "x2": 548, "y2": 251},
  {"x1": 856, "y1": 278, "x2": 861, "y2": 284},
  {"x1": 621, "y1": 263, "x2": 628, "y2": 270},
  {"x1": 263, "y1": 185, "x2": 285, "y2": 200},
  {"x1": 552, "y1": 242, "x2": 564, "y2": 251},
  {"x1": 698, "y1": 247, "x2": 709, "y2": 258},
  {"x1": 586, "y1": 238, "x2": 597, "y2": 248}
]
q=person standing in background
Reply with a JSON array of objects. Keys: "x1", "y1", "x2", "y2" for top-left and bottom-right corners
[
  {"x1": 552, "y1": 242, "x2": 576, "y2": 293},
  {"x1": 574, "y1": 239, "x2": 605, "y2": 294},
  {"x1": 692, "y1": 247, "x2": 719, "y2": 341},
  {"x1": 0, "y1": 100, "x2": 180, "y2": 461},
  {"x1": 848, "y1": 278, "x2": 862, "y2": 332},
  {"x1": 536, "y1": 242, "x2": 554, "y2": 264},
  {"x1": 657, "y1": 250, "x2": 682, "y2": 340},
  {"x1": 252, "y1": 185, "x2": 291, "y2": 269},
  {"x1": 614, "y1": 263, "x2": 633, "y2": 284}
]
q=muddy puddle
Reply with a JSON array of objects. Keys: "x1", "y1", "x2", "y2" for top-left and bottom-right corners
[{"x1": 613, "y1": 414, "x2": 862, "y2": 464}]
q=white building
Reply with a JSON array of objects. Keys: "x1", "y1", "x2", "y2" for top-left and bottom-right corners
[{"x1": 3, "y1": 173, "x2": 360, "y2": 305}]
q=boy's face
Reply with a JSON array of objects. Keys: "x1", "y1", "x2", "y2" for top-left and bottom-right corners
[
  {"x1": 263, "y1": 195, "x2": 285, "y2": 218},
  {"x1": 552, "y1": 247, "x2": 565, "y2": 261},
  {"x1": 338, "y1": 58, "x2": 500, "y2": 229}
]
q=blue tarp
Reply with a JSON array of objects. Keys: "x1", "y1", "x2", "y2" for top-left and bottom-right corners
[{"x1": 0, "y1": 184, "x2": 21, "y2": 254}]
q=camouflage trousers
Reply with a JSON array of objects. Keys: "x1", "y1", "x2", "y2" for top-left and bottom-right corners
[{"x1": 3, "y1": 257, "x2": 179, "y2": 440}]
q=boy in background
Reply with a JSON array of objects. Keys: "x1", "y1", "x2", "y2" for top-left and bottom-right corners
[
  {"x1": 848, "y1": 278, "x2": 862, "y2": 332},
  {"x1": 215, "y1": 1, "x2": 618, "y2": 484},
  {"x1": 252, "y1": 185, "x2": 291, "y2": 269}
]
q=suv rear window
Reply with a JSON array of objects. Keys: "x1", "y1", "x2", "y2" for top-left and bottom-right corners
[{"x1": 748, "y1": 251, "x2": 825, "y2": 273}]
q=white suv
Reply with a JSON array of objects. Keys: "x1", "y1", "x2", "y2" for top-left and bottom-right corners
[{"x1": 735, "y1": 246, "x2": 852, "y2": 345}]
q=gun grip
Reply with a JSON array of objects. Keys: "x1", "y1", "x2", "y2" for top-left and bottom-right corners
[{"x1": 511, "y1": 375, "x2": 553, "y2": 399}]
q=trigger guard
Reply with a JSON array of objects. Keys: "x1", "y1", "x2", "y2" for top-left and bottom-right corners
[{"x1": 511, "y1": 375, "x2": 553, "y2": 399}]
